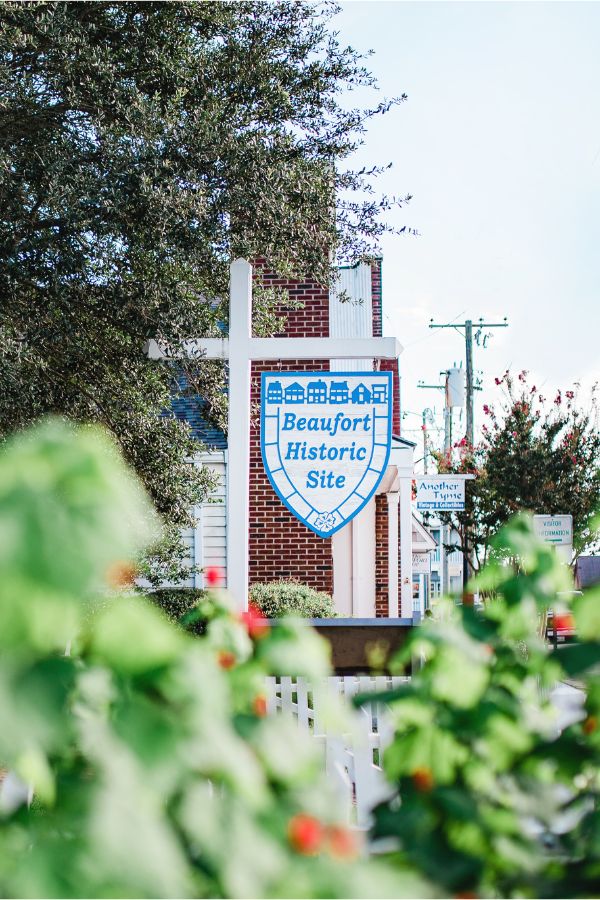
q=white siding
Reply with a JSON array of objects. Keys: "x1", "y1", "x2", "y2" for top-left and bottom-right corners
[
  {"x1": 178, "y1": 453, "x2": 227, "y2": 589},
  {"x1": 329, "y1": 262, "x2": 373, "y2": 373},
  {"x1": 197, "y1": 455, "x2": 227, "y2": 588}
]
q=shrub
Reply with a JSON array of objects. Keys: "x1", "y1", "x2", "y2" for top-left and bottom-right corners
[
  {"x1": 250, "y1": 580, "x2": 337, "y2": 619},
  {"x1": 0, "y1": 420, "x2": 407, "y2": 899},
  {"x1": 143, "y1": 587, "x2": 208, "y2": 627},
  {"x1": 365, "y1": 513, "x2": 600, "y2": 899}
]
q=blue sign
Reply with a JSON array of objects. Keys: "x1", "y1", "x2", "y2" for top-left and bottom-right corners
[{"x1": 260, "y1": 371, "x2": 393, "y2": 537}]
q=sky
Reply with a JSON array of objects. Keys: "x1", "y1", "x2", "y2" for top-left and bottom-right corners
[{"x1": 334, "y1": 0, "x2": 600, "y2": 455}]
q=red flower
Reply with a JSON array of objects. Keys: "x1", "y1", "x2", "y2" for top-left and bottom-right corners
[
  {"x1": 483, "y1": 404, "x2": 490, "y2": 415},
  {"x1": 582, "y1": 716, "x2": 598, "y2": 735},
  {"x1": 217, "y1": 650, "x2": 236, "y2": 670},
  {"x1": 494, "y1": 377, "x2": 501, "y2": 385},
  {"x1": 288, "y1": 814, "x2": 324, "y2": 855},
  {"x1": 204, "y1": 566, "x2": 224, "y2": 588},
  {"x1": 565, "y1": 390, "x2": 575, "y2": 400},
  {"x1": 326, "y1": 825, "x2": 359, "y2": 860},
  {"x1": 512, "y1": 431, "x2": 518, "y2": 438},
  {"x1": 105, "y1": 560, "x2": 138, "y2": 589},
  {"x1": 240, "y1": 602, "x2": 270, "y2": 639},
  {"x1": 412, "y1": 767, "x2": 434, "y2": 792},
  {"x1": 252, "y1": 694, "x2": 268, "y2": 717}
]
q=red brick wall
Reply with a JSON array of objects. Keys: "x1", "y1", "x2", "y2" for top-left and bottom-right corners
[
  {"x1": 375, "y1": 495, "x2": 403, "y2": 618},
  {"x1": 380, "y1": 358, "x2": 401, "y2": 437},
  {"x1": 248, "y1": 266, "x2": 334, "y2": 592},
  {"x1": 371, "y1": 258, "x2": 383, "y2": 338},
  {"x1": 375, "y1": 495, "x2": 388, "y2": 616}
]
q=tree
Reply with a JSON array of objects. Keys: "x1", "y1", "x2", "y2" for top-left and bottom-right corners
[
  {"x1": 0, "y1": 1, "x2": 408, "y2": 581},
  {"x1": 369, "y1": 514, "x2": 600, "y2": 898},
  {"x1": 433, "y1": 371, "x2": 600, "y2": 574}
]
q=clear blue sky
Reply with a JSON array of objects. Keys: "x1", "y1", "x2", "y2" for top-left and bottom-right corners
[{"x1": 335, "y1": 1, "x2": 600, "y2": 450}]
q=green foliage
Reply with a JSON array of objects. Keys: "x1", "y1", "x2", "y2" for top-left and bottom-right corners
[
  {"x1": 143, "y1": 587, "x2": 208, "y2": 625},
  {"x1": 0, "y1": 419, "x2": 408, "y2": 899},
  {"x1": 250, "y1": 581, "x2": 337, "y2": 619},
  {"x1": 0, "y1": 1, "x2": 409, "y2": 578},
  {"x1": 367, "y1": 513, "x2": 600, "y2": 898},
  {"x1": 434, "y1": 371, "x2": 600, "y2": 573}
]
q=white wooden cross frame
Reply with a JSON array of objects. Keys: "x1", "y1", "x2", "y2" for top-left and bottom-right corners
[{"x1": 147, "y1": 259, "x2": 402, "y2": 609}]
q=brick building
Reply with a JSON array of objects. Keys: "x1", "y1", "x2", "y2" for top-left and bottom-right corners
[{"x1": 173, "y1": 258, "x2": 421, "y2": 618}]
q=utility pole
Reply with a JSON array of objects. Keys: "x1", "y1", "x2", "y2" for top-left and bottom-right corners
[
  {"x1": 429, "y1": 318, "x2": 508, "y2": 448},
  {"x1": 465, "y1": 320, "x2": 474, "y2": 445},
  {"x1": 420, "y1": 407, "x2": 435, "y2": 474},
  {"x1": 418, "y1": 378, "x2": 450, "y2": 598},
  {"x1": 429, "y1": 317, "x2": 509, "y2": 597},
  {"x1": 444, "y1": 403, "x2": 452, "y2": 453}
]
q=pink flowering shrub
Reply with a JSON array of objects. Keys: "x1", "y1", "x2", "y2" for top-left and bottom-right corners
[{"x1": 432, "y1": 372, "x2": 599, "y2": 572}]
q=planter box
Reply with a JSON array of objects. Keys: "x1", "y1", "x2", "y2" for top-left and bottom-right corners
[{"x1": 280, "y1": 617, "x2": 415, "y2": 674}]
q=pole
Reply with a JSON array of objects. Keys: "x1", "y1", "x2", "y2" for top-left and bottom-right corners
[
  {"x1": 226, "y1": 260, "x2": 253, "y2": 609},
  {"x1": 462, "y1": 323, "x2": 474, "y2": 597},
  {"x1": 442, "y1": 399, "x2": 451, "y2": 599},
  {"x1": 465, "y1": 320, "x2": 474, "y2": 446},
  {"x1": 429, "y1": 317, "x2": 508, "y2": 600},
  {"x1": 422, "y1": 410, "x2": 428, "y2": 474}
]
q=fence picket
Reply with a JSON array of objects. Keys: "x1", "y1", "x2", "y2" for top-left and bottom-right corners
[{"x1": 266, "y1": 674, "x2": 406, "y2": 830}]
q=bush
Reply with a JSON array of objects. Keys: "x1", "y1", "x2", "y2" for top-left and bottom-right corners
[
  {"x1": 250, "y1": 580, "x2": 337, "y2": 619},
  {"x1": 143, "y1": 587, "x2": 208, "y2": 625},
  {"x1": 0, "y1": 420, "x2": 407, "y2": 899},
  {"x1": 366, "y1": 513, "x2": 600, "y2": 899}
]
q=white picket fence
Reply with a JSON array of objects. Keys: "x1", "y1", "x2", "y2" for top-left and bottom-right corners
[{"x1": 265, "y1": 675, "x2": 408, "y2": 828}]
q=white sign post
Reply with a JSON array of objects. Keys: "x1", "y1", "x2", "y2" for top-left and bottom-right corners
[
  {"x1": 533, "y1": 514, "x2": 573, "y2": 563},
  {"x1": 147, "y1": 259, "x2": 402, "y2": 610}
]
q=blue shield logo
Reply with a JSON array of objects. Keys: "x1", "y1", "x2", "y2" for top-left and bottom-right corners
[{"x1": 261, "y1": 371, "x2": 393, "y2": 537}]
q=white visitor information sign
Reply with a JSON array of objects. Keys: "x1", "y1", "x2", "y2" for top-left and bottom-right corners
[
  {"x1": 533, "y1": 515, "x2": 573, "y2": 546},
  {"x1": 416, "y1": 476, "x2": 466, "y2": 511},
  {"x1": 261, "y1": 371, "x2": 392, "y2": 537}
]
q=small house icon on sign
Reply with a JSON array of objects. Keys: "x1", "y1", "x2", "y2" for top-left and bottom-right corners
[
  {"x1": 307, "y1": 380, "x2": 328, "y2": 403},
  {"x1": 266, "y1": 381, "x2": 283, "y2": 404},
  {"x1": 284, "y1": 382, "x2": 305, "y2": 404},
  {"x1": 371, "y1": 383, "x2": 388, "y2": 403},
  {"x1": 351, "y1": 383, "x2": 371, "y2": 404},
  {"x1": 329, "y1": 382, "x2": 349, "y2": 403}
]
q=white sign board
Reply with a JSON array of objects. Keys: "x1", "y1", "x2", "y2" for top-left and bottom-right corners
[
  {"x1": 412, "y1": 552, "x2": 431, "y2": 574},
  {"x1": 415, "y1": 477, "x2": 465, "y2": 511},
  {"x1": 532, "y1": 515, "x2": 573, "y2": 546},
  {"x1": 261, "y1": 371, "x2": 392, "y2": 537},
  {"x1": 533, "y1": 514, "x2": 573, "y2": 563}
]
